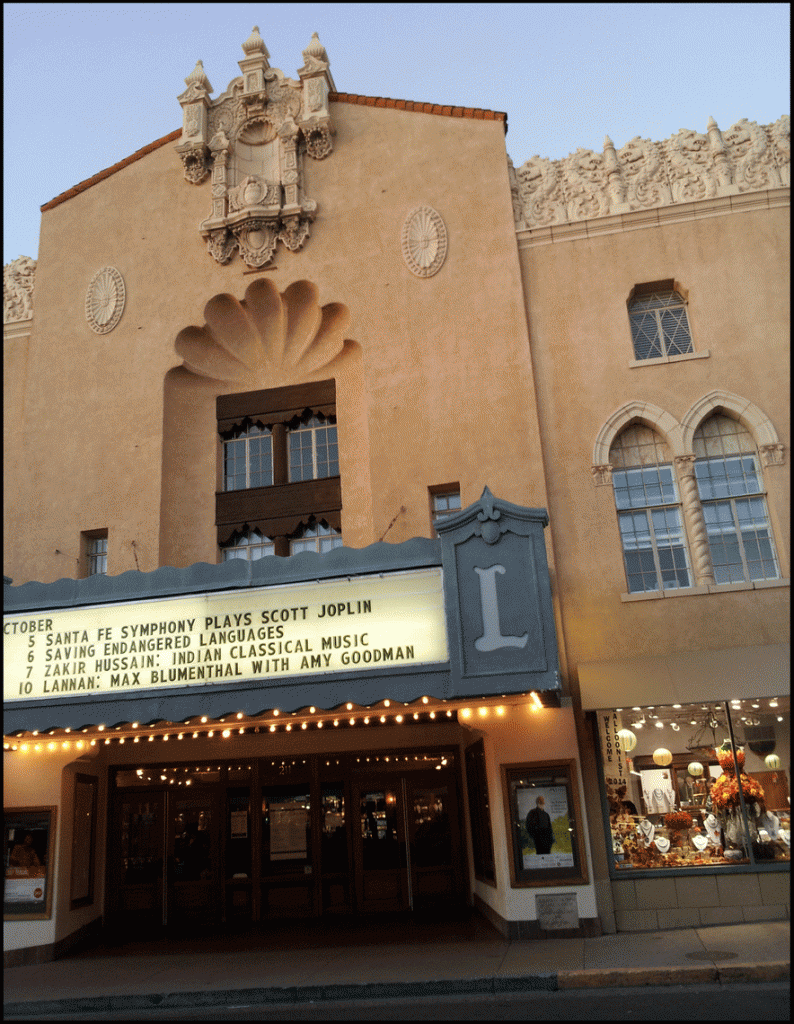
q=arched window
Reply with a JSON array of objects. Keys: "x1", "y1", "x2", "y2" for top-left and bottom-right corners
[
  {"x1": 289, "y1": 521, "x2": 343, "y2": 555},
  {"x1": 693, "y1": 415, "x2": 779, "y2": 584},
  {"x1": 288, "y1": 413, "x2": 338, "y2": 483},
  {"x1": 222, "y1": 422, "x2": 273, "y2": 491},
  {"x1": 610, "y1": 424, "x2": 691, "y2": 593},
  {"x1": 628, "y1": 284, "x2": 692, "y2": 360},
  {"x1": 221, "y1": 528, "x2": 275, "y2": 561}
]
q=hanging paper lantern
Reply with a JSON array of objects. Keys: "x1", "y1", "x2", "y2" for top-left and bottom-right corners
[
  {"x1": 688, "y1": 761, "x2": 704, "y2": 777},
  {"x1": 617, "y1": 728, "x2": 637, "y2": 752},
  {"x1": 765, "y1": 753, "x2": 781, "y2": 770},
  {"x1": 653, "y1": 747, "x2": 673, "y2": 766}
]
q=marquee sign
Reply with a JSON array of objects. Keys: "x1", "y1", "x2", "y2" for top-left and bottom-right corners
[{"x1": 4, "y1": 569, "x2": 447, "y2": 704}]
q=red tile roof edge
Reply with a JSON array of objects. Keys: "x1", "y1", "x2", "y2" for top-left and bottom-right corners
[
  {"x1": 330, "y1": 92, "x2": 507, "y2": 130},
  {"x1": 40, "y1": 95, "x2": 508, "y2": 212},
  {"x1": 40, "y1": 129, "x2": 183, "y2": 212}
]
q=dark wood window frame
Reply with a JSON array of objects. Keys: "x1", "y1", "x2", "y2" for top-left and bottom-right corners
[{"x1": 216, "y1": 380, "x2": 341, "y2": 555}]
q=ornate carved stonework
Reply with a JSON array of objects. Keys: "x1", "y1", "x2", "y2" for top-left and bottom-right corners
[
  {"x1": 177, "y1": 28, "x2": 336, "y2": 268},
  {"x1": 401, "y1": 207, "x2": 448, "y2": 278},
  {"x1": 512, "y1": 116, "x2": 790, "y2": 230},
  {"x1": 85, "y1": 267, "x2": 125, "y2": 334},
  {"x1": 759, "y1": 442, "x2": 785, "y2": 467},
  {"x1": 3, "y1": 256, "x2": 36, "y2": 323},
  {"x1": 591, "y1": 465, "x2": 613, "y2": 486}
]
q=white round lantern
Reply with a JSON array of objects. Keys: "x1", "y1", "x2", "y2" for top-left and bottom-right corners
[
  {"x1": 617, "y1": 728, "x2": 637, "y2": 753},
  {"x1": 653, "y1": 747, "x2": 673, "y2": 767},
  {"x1": 688, "y1": 761, "x2": 704, "y2": 777},
  {"x1": 765, "y1": 753, "x2": 781, "y2": 770}
]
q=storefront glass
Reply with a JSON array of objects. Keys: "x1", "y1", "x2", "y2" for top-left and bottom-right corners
[{"x1": 595, "y1": 698, "x2": 790, "y2": 872}]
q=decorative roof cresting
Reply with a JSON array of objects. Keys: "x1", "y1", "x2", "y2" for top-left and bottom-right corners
[
  {"x1": 176, "y1": 28, "x2": 336, "y2": 268},
  {"x1": 3, "y1": 256, "x2": 36, "y2": 323},
  {"x1": 509, "y1": 115, "x2": 790, "y2": 230}
]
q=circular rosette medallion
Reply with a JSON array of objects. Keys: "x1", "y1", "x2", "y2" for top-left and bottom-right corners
[
  {"x1": 85, "y1": 267, "x2": 125, "y2": 334},
  {"x1": 401, "y1": 206, "x2": 448, "y2": 277}
]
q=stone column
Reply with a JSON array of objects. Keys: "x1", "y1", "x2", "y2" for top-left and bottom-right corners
[{"x1": 675, "y1": 455, "x2": 714, "y2": 586}]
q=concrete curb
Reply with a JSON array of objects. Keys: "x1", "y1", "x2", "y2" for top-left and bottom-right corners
[{"x1": 2, "y1": 963, "x2": 789, "y2": 1017}]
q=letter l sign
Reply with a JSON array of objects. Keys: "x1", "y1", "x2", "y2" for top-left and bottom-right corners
[{"x1": 473, "y1": 564, "x2": 529, "y2": 652}]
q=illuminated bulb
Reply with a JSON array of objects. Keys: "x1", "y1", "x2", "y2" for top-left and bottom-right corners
[
  {"x1": 310, "y1": 707, "x2": 316, "y2": 713},
  {"x1": 380, "y1": 715, "x2": 386, "y2": 723},
  {"x1": 301, "y1": 722, "x2": 307, "y2": 730},
  {"x1": 285, "y1": 724, "x2": 292, "y2": 731},
  {"x1": 239, "y1": 728, "x2": 244, "y2": 734},
  {"x1": 193, "y1": 732, "x2": 198, "y2": 738},
  {"x1": 149, "y1": 735, "x2": 155, "y2": 741},
  {"x1": 349, "y1": 718, "x2": 355, "y2": 726},
  {"x1": 334, "y1": 720, "x2": 339, "y2": 727},
  {"x1": 347, "y1": 703, "x2": 353, "y2": 710},
  {"x1": 496, "y1": 707, "x2": 505, "y2": 716},
  {"x1": 222, "y1": 730, "x2": 231, "y2": 738},
  {"x1": 413, "y1": 713, "x2": 419, "y2": 719},
  {"x1": 478, "y1": 707, "x2": 488, "y2": 717},
  {"x1": 207, "y1": 731, "x2": 213, "y2": 737},
  {"x1": 132, "y1": 722, "x2": 138, "y2": 728},
  {"x1": 270, "y1": 725, "x2": 276, "y2": 733},
  {"x1": 460, "y1": 708, "x2": 471, "y2": 719},
  {"x1": 21, "y1": 744, "x2": 28, "y2": 752},
  {"x1": 178, "y1": 733, "x2": 183, "y2": 740},
  {"x1": 364, "y1": 717, "x2": 370, "y2": 724},
  {"x1": 317, "y1": 721, "x2": 323, "y2": 728},
  {"x1": 655, "y1": 721, "x2": 664, "y2": 728},
  {"x1": 163, "y1": 734, "x2": 169, "y2": 741},
  {"x1": 396, "y1": 715, "x2": 403, "y2": 723},
  {"x1": 119, "y1": 737, "x2": 125, "y2": 744},
  {"x1": 237, "y1": 713, "x2": 243, "y2": 719},
  {"x1": 97, "y1": 725, "x2": 104, "y2": 731},
  {"x1": 104, "y1": 738, "x2": 110, "y2": 745},
  {"x1": 384, "y1": 700, "x2": 390, "y2": 707},
  {"x1": 133, "y1": 736, "x2": 140, "y2": 743},
  {"x1": 201, "y1": 716, "x2": 208, "y2": 723},
  {"x1": 48, "y1": 742, "x2": 56, "y2": 751}
]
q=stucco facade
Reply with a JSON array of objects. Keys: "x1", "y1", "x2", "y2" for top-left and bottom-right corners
[{"x1": 4, "y1": 30, "x2": 789, "y2": 963}]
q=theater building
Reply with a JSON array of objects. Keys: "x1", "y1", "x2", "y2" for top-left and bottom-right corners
[{"x1": 3, "y1": 28, "x2": 789, "y2": 964}]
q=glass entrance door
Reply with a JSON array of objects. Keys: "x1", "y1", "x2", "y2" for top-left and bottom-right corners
[
  {"x1": 110, "y1": 790, "x2": 166, "y2": 932},
  {"x1": 354, "y1": 780, "x2": 410, "y2": 912},
  {"x1": 167, "y1": 790, "x2": 220, "y2": 928}
]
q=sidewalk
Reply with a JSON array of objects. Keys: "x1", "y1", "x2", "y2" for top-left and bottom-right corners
[{"x1": 4, "y1": 917, "x2": 789, "y2": 1017}]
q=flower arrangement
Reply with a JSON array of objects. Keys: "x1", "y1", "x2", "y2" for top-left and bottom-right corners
[
  {"x1": 664, "y1": 811, "x2": 693, "y2": 832},
  {"x1": 715, "y1": 741, "x2": 745, "y2": 774},
  {"x1": 710, "y1": 771, "x2": 765, "y2": 812}
]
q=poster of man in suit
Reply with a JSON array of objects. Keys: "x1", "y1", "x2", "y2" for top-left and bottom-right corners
[{"x1": 518, "y1": 787, "x2": 574, "y2": 868}]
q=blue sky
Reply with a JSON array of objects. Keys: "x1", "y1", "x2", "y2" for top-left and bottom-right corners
[{"x1": 4, "y1": 3, "x2": 790, "y2": 264}]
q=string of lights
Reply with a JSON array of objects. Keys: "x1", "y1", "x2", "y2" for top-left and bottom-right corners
[{"x1": 4, "y1": 692, "x2": 549, "y2": 752}]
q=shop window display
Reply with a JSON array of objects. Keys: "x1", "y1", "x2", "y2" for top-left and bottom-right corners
[{"x1": 596, "y1": 699, "x2": 789, "y2": 872}]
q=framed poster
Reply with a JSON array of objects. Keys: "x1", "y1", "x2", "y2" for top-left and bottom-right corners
[
  {"x1": 70, "y1": 775, "x2": 98, "y2": 909},
  {"x1": 4, "y1": 806, "x2": 57, "y2": 919},
  {"x1": 501, "y1": 760, "x2": 588, "y2": 887}
]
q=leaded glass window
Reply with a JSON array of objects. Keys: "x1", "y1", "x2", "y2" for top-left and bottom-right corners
[{"x1": 628, "y1": 289, "x2": 693, "y2": 360}]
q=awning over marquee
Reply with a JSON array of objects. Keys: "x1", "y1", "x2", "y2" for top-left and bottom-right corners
[{"x1": 4, "y1": 490, "x2": 561, "y2": 736}]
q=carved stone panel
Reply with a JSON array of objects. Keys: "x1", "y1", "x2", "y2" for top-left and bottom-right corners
[
  {"x1": 401, "y1": 207, "x2": 448, "y2": 278},
  {"x1": 177, "y1": 28, "x2": 336, "y2": 268},
  {"x1": 511, "y1": 117, "x2": 789, "y2": 230},
  {"x1": 3, "y1": 256, "x2": 36, "y2": 323},
  {"x1": 85, "y1": 267, "x2": 125, "y2": 335}
]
